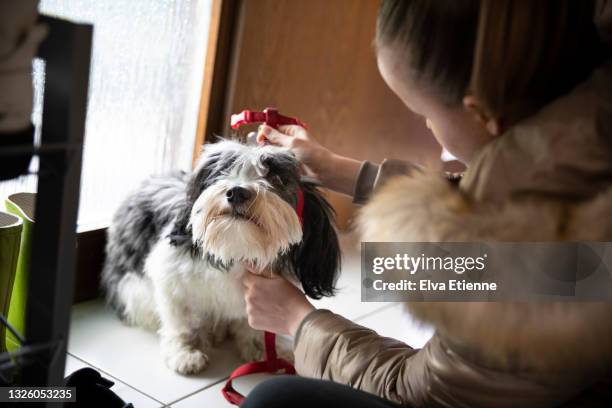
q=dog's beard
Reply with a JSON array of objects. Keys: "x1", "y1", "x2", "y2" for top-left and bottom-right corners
[{"x1": 190, "y1": 183, "x2": 302, "y2": 268}]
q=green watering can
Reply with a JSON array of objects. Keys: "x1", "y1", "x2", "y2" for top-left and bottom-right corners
[
  {"x1": 0, "y1": 211, "x2": 22, "y2": 352},
  {"x1": 1, "y1": 193, "x2": 35, "y2": 352}
]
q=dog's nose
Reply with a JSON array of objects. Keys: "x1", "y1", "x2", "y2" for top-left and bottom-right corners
[{"x1": 226, "y1": 186, "x2": 252, "y2": 205}]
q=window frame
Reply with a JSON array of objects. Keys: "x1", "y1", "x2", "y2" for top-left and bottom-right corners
[{"x1": 74, "y1": 0, "x2": 239, "y2": 303}]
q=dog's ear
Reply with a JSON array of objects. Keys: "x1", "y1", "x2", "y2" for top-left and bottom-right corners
[
  {"x1": 168, "y1": 165, "x2": 213, "y2": 248},
  {"x1": 290, "y1": 179, "x2": 341, "y2": 299}
]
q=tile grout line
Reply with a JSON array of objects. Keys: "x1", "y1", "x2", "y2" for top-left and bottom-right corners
[
  {"x1": 160, "y1": 304, "x2": 380, "y2": 405},
  {"x1": 166, "y1": 304, "x2": 399, "y2": 405},
  {"x1": 164, "y1": 305, "x2": 397, "y2": 406},
  {"x1": 67, "y1": 352, "x2": 167, "y2": 407},
  {"x1": 165, "y1": 376, "x2": 231, "y2": 406},
  {"x1": 66, "y1": 295, "x2": 393, "y2": 406}
]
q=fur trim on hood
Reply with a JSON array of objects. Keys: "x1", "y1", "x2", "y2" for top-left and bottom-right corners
[{"x1": 358, "y1": 173, "x2": 612, "y2": 373}]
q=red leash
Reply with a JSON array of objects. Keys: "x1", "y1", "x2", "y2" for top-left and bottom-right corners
[
  {"x1": 222, "y1": 332, "x2": 297, "y2": 405},
  {"x1": 222, "y1": 109, "x2": 306, "y2": 406}
]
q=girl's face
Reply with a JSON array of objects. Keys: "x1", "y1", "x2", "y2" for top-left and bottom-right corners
[{"x1": 377, "y1": 46, "x2": 498, "y2": 164}]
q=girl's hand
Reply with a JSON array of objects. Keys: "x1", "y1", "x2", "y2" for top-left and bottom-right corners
[
  {"x1": 241, "y1": 265, "x2": 315, "y2": 336},
  {"x1": 257, "y1": 125, "x2": 333, "y2": 180},
  {"x1": 257, "y1": 125, "x2": 362, "y2": 196}
]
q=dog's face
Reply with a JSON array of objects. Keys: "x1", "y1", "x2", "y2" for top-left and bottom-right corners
[{"x1": 169, "y1": 140, "x2": 340, "y2": 298}]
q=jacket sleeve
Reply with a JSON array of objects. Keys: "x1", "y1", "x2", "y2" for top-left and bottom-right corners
[
  {"x1": 293, "y1": 308, "x2": 579, "y2": 408},
  {"x1": 352, "y1": 160, "x2": 462, "y2": 204},
  {"x1": 293, "y1": 309, "x2": 434, "y2": 406}
]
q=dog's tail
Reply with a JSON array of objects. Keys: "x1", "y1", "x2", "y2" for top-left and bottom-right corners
[{"x1": 114, "y1": 272, "x2": 160, "y2": 331}]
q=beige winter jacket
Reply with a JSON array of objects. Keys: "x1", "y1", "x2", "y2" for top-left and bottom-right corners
[{"x1": 293, "y1": 57, "x2": 612, "y2": 408}]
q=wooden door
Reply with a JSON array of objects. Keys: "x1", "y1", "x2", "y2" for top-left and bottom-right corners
[{"x1": 220, "y1": 0, "x2": 442, "y2": 229}]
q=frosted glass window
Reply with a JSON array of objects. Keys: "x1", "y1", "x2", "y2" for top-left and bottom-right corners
[{"x1": 0, "y1": 0, "x2": 212, "y2": 231}]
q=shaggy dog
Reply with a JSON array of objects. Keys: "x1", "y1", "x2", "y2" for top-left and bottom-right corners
[{"x1": 102, "y1": 140, "x2": 340, "y2": 374}]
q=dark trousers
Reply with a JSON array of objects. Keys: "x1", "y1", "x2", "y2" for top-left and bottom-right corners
[{"x1": 242, "y1": 376, "x2": 404, "y2": 408}]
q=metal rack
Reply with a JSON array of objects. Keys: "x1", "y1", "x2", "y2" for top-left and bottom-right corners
[{"x1": 0, "y1": 14, "x2": 92, "y2": 398}]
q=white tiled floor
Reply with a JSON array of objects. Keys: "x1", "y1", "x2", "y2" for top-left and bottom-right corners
[
  {"x1": 66, "y1": 234, "x2": 434, "y2": 407},
  {"x1": 64, "y1": 354, "x2": 162, "y2": 406}
]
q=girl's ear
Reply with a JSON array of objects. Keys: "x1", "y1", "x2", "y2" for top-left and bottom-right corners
[
  {"x1": 463, "y1": 95, "x2": 501, "y2": 135},
  {"x1": 290, "y1": 180, "x2": 341, "y2": 299}
]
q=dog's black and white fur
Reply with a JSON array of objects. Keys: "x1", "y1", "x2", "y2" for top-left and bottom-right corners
[{"x1": 102, "y1": 140, "x2": 340, "y2": 374}]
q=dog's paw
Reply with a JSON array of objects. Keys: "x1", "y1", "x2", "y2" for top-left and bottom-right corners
[{"x1": 166, "y1": 349, "x2": 209, "y2": 375}]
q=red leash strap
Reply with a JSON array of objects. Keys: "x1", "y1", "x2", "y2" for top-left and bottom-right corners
[
  {"x1": 222, "y1": 110, "x2": 306, "y2": 406},
  {"x1": 222, "y1": 332, "x2": 296, "y2": 405},
  {"x1": 222, "y1": 191, "x2": 304, "y2": 405}
]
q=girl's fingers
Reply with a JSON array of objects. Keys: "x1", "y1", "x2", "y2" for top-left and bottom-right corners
[
  {"x1": 277, "y1": 124, "x2": 305, "y2": 135},
  {"x1": 257, "y1": 125, "x2": 291, "y2": 147}
]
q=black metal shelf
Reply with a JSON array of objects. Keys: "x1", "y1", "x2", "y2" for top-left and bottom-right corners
[{"x1": 0, "y1": 14, "x2": 92, "y2": 401}]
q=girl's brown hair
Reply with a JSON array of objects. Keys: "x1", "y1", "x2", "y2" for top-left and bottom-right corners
[{"x1": 376, "y1": 0, "x2": 608, "y2": 123}]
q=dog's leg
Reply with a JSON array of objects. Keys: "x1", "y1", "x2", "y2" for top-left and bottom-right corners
[
  {"x1": 153, "y1": 284, "x2": 211, "y2": 375},
  {"x1": 157, "y1": 302, "x2": 211, "y2": 374},
  {"x1": 230, "y1": 319, "x2": 264, "y2": 362},
  {"x1": 205, "y1": 319, "x2": 229, "y2": 347},
  {"x1": 160, "y1": 331, "x2": 209, "y2": 375},
  {"x1": 146, "y1": 241, "x2": 212, "y2": 374}
]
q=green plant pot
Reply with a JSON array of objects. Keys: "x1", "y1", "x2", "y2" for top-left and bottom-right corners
[
  {"x1": 4, "y1": 193, "x2": 35, "y2": 352},
  {"x1": 0, "y1": 212, "x2": 22, "y2": 353}
]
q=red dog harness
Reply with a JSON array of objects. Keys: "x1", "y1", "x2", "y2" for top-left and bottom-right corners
[{"x1": 222, "y1": 109, "x2": 306, "y2": 405}]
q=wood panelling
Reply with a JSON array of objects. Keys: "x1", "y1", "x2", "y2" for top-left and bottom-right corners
[
  {"x1": 73, "y1": 228, "x2": 106, "y2": 303},
  {"x1": 222, "y1": 0, "x2": 442, "y2": 228}
]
